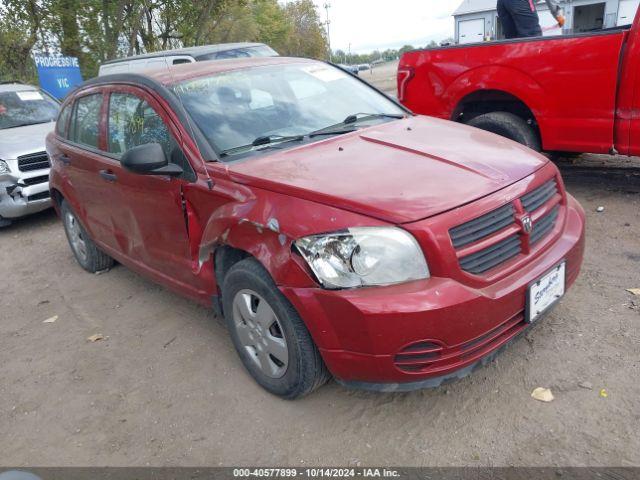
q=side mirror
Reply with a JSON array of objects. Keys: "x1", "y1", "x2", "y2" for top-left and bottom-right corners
[{"x1": 121, "y1": 143, "x2": 183, "y2": 176}]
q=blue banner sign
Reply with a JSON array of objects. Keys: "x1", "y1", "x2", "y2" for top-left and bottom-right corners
[{"x1": 34, "y1": 56, "x2": 83, "y2": 100}]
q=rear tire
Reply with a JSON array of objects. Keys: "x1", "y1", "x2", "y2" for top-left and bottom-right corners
[
  {"x1": 222, "y1": 258, "x2": 330, "y2": 399},
  {"x1": 60, "y1": 200, "x2": 114, "y2": 273},
  {"x1": 0, "y1": 216, "x2": 11, "y2": 228},
  {"x1": 467, "y1": 112, "x2": 541, "y2": 152}
]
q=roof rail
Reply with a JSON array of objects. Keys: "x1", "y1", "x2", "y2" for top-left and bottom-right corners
[{"x1": 0, "y1": 80, "x2": 26, "y2": 85}]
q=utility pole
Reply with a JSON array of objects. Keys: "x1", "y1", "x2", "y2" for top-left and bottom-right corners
[{"x1": 324, "y1": 3, "x2": 332, "y2": 62}]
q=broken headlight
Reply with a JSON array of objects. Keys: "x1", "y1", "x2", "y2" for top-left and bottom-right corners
[
  {"x1": 0, "y1": 160, "x2": 10, "y2": 175},
  {"x1": 295, "y1": 227, "x2": 430, "y2": 289}
]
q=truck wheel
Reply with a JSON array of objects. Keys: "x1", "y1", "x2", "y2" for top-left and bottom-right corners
[
  {"x1": 222, "y1": 258, "x2": 330, "y2": 399},
  {"x1": 0, "y1": 216, "x2": 11, "y2": 228},
  {"x1": 61, "y1": 200, "x2": 114, "y2": 273},
  {"x1": 467, "y1": 112, "x2": 541, "y2": 152}
]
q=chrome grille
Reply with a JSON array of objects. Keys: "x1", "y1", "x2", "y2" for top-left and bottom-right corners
[
  {"x1": 22, "y1": 175, "x2": 49, "y2": 186},
  {"x1": 459, "y1": 234, "x2": 522, "y2": 274},
  {"x1": 449, "y1": 178, "x2": 561, "y2": 275},
  {"x1": 449, "y1": 204, "x2": 515, "y2": 248},
  {"x1": 27, "y1": 191, "x2": 50, "y2": 202},
  {"x1": 531, "y1": 206, "x2": 560, "y2": 245},
  {"x1": 18, "y1": 152, "x2": 50, "y2": 172},
  {"x1": 521, "y1": 179, "x2": 558, "y2": 212}
]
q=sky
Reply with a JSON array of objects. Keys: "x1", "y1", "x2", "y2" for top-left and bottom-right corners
[{"x1": 309, "y1": 0, "x2": 461, "y2": 53}]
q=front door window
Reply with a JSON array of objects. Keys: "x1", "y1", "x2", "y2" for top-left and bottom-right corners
[{"x1": 108, "y1": 92, "x2": 174, "y2": 158}]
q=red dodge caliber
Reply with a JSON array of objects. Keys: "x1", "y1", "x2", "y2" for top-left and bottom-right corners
[{"x1": 47, "y1": 57, "x2": 585, "y2": 398}]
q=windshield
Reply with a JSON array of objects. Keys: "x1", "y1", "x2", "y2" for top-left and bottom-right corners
[
  {"x1": 173, "y1": 63, "x2": 405, "y2": 159},
  {"x1": 0, "y1": 90, "x2": 59, "y2": 130}
]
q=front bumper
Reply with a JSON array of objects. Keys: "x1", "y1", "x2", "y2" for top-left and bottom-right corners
[
  {"x1": 282, "y1": 195, "x2": 585, "y2": 389},
  {"x1": 0, "y1": 173, "x2": 51, "y2": 219}
]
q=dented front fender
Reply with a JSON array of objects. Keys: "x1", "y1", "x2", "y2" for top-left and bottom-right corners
[{"x1": 183, "y1": 168, "x2": 388, "y2": 289}]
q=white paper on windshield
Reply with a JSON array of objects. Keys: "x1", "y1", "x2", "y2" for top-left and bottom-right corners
[
  {"x1": 303, "y1": 65, "x2": 346, "y2": 83},
  {"x1": 16, "y1": 91, "x2": 44, "y2": 101}
]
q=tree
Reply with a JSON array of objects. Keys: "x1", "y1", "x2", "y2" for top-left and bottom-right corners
[
  {"x1": 0, "y1": 0, "x2": 330, "y2": 81},
  {"x1": 282, "y1": 0, "x2": 328, "y2": 59},
  {"x1": 398, "y1": 44, "x2": 415, "y2": 55},
  {"x1": 0, "y1": 0, "x2": 44, "y2": 82}
]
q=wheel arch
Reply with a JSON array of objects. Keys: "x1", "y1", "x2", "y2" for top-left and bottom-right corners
[
  {"x1": 453, "y1": 89, "x2": 538, "y2": 125},
  {"x1": 193, "y1": 194, "x2": 320, "y2": 307},
  {"x1": 443, "y1": 65, "x2": 552, "y2": 148},
  {"x1": 50, "y1": 187, "x2": 64, "y2": 213}
]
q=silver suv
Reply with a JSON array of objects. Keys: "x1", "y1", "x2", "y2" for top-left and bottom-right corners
[{"x1": 0, "y1": 82, "x2": 59, "y2": 226}]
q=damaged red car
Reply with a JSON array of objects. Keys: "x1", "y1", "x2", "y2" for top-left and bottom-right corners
[{"x1": 47, "y1": 57, "x2": 585, "y2": 398}]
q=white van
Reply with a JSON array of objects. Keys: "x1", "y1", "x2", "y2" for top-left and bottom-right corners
[{"x1": 98, "y1": 43, "x2": 278, "y2": 76}]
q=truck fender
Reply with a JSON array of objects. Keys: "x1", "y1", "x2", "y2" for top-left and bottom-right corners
[{"x1": 444, "y1": 65, "x2": 552, "y2": 125}]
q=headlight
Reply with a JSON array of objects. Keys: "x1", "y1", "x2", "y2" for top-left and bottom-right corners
[
  {"x1": 295, "y1": 227, "x2": 430, "y2": 289},
  {"x1": 0, "y1": 160, "x2": 10, "y2": 175}
]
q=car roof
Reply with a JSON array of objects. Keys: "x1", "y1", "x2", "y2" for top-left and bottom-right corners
[
  {"x1": 0, "y1": 83, "x2": 39, "y2": 93},
  {"x1": 102, "y1": 42, "x2": 269, "y2": 65},
  {"x1": 73, "y1": 58, "x2": 322, "y2": 100},
  {"x1": 140, "y1": 56, "x2": 318, "y2": 86}
]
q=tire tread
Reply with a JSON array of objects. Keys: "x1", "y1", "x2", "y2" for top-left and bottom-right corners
[
  {"x1": 467, "y1": 111, "x2": 541, "y2": 151},
  {"x1": 61, "y1": 200, "x2": 114, "y2": 273}
]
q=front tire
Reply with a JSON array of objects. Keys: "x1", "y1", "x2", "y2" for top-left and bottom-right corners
[
  {"x1": 467, "y1": 111, "x2": 541, "y2": 152},
  {"x1": 222, "y1": 258, "x2": 330, "y2": 399},
  {"x1": 61, "y1": 200, "x2": 114, "y2": 273}
]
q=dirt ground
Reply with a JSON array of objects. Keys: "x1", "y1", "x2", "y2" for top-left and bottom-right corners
[{"x1": 1, "y1": 160, "x2": 638, "y2": 467}]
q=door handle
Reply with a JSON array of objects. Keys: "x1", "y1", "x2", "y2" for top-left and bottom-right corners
[
  {"x1": 59, "y1": 154, "x2": 71, "y2": 166},
  {"x1": 99, "y1": 170, "x2": 117, "y2": 182}
]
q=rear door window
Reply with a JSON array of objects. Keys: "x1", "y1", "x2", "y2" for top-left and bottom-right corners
[
  {"x1": 69, "y1": 94, "x2": 103, "y2": 149},
  {"x1": 56, "y1": 103, "x2": 72, "y2": 137}
]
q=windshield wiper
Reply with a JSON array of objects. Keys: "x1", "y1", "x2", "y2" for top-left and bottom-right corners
[
  {"x1": 343, "y1": 112, "x2": 406, "y2": 124},
  {"x1": 308, "y1": 127, "x2": 358, "y2": 138},
  {"x1": 220, "y1": 134, "x2": 304, "y2": 157},
  {"x1": 308, "y1": 113, "x2": 405, "y2": 138},
  {"x1": 219, "y1": 113, "x2": 406, "y2": 157},
  {"x1": 252, "y1": 134, "x2": 304, "y2": 147}
]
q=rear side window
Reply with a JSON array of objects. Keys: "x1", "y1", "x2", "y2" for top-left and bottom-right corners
[
  {"x1": 107, "y1": 92, "x2": 173, "y2": 159},
  {"x1": 70, "y1": 94, "x2": 102, "y2": 148},
  {"x1": 215, "y1": 49, "x2": 251, "y2": 59},
  {"x1": 56, "y1": 103, "x2": 71, "y2": 137}
]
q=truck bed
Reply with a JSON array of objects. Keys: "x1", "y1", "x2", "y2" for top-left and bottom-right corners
[{"x1": 399, "y1": 28, "x2": 629, "y2": 153}]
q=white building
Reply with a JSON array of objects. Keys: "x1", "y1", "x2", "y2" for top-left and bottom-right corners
[{"x1": 453, "y1": 0, "x2": 639, "y2": 43}]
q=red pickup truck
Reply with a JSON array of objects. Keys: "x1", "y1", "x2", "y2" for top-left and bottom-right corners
[{"x1": 398, "y1": 8, "x2": 640, "y2": 156}]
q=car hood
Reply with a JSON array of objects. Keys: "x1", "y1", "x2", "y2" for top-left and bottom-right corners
[
  {"x1": 225, "y1": 116, "x2": 549, "y2": 223},
  {"x1": 0, "y1": 121, "x2": 55, "y2": 159}
]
